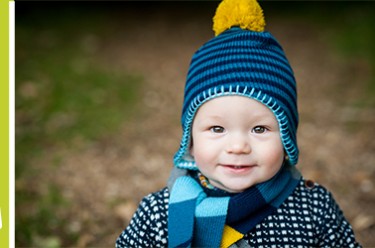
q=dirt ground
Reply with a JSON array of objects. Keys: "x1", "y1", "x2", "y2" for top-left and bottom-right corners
[{"x1": 24, "y1": 4, "x2": 374, "y2": 247}]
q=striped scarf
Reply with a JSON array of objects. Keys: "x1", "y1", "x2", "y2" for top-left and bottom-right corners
[{"x1": 168, "y1": 162, "x2": 301, "y2": 248}]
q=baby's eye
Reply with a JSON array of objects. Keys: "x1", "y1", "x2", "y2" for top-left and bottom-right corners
[
  {"x1": 252, "y1": 126, "x2": 267, "y2": 134},
  {"x1": 210, "y1": 126, "x2": 225, "y2": 133}
]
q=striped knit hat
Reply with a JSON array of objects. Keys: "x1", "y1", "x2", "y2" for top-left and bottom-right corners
[{"x1": 174, "y1": 0, "x2": 299, "y2": 169}]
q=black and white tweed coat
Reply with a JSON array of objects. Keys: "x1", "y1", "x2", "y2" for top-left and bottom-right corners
[{"x1": 116, "y1": 179, "x2": 361, "y2": 248}]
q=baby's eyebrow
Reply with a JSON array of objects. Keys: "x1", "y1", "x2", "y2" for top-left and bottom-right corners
[
  {"x1": 204, "y1": 115, "x2": 224, "y2": 120},
  {"x1": 193, "y1": 116, "x2": 225, "y2": 127},
  {"x1": 197, "y1": 114, "x2": 224, "y2": 121},
  {"x1": 247, "y1": 111, "x2": 277, "y2": 120}
]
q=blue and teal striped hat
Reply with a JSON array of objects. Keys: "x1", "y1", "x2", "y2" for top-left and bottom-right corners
[{"x1": 174, "y1": 0, "x2": 299, "y2": 169}]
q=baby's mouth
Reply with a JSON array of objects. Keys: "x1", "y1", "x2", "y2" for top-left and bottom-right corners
[
  {"x1": 228, "y1": 165, "x2": 248, "y2": 169},
  {"x1": 221, "y1": 164, "x2": 256, "y2": 171}
]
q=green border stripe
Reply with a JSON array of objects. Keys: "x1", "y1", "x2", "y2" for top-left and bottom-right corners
[
  {"x1": 8, "y1": 1, "x2": 14, "y2": 247},
  {"x1": 9, "y1": 1, "x2": 14, "y2": 247},
  {"x1": 0, "y1": 0, "x2": 10, "y2": 246}
]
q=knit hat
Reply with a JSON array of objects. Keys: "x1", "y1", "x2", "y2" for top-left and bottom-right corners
[{"x1": 174, "y1": 0, "x2": 299, "y2": 169}]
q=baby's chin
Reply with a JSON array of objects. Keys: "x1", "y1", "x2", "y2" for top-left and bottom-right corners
[{"x1": 210, "y1": 179, "x2": 257, "y2": 193}]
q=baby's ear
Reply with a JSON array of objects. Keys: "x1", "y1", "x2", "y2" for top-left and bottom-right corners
[
  {"x1": 189, "y1": 147, "x2": 194, "y2": 157},
  {"x1": 284, "y1": 150, "x2": 290, "y2": 163},
  {"x1": 189, "y1": 140, "x2": 194, "y2": 157}
]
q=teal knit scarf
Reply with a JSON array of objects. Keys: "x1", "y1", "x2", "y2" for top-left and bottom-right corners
[{"x1": 168, "y1": 162, "x2": 301, "y2": 248}]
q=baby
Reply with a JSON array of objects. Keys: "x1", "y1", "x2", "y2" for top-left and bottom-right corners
[{"x1": 116, "y1": 0, "x2": 361, "y2": 247}]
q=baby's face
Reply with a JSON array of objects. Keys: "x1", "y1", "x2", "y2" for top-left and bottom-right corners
[{"x1": 191, "y1": 96, "x2": 284, "y2": 193}]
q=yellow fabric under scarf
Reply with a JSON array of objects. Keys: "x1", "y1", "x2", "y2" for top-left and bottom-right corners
[{"x1": 220, "y1": 225, "x2": 244, "y2": 248}]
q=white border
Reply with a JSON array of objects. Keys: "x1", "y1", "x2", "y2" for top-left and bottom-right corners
[{"x1": 9, "y1": 1, "x2": 15, "y2": 247}]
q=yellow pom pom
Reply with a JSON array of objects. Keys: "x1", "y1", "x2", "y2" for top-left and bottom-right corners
[{"x1": 213, "y1": 0, "x2": 266, "y2": 36}]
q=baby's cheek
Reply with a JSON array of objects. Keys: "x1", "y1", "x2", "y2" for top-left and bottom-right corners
[
  {"x1": 266, "y1": 147, "x2": 284, "y2": 170},
  {"x1": 193, "y1": 150, "x2": 209, "y2": 166},
  {"x1": 194, "y1": 148, "x2": 215, "y2": 166}
]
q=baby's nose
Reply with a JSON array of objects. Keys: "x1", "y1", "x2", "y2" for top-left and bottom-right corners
[{"x1": 226, "y1": 135, "x2": 251, "y2": 154}]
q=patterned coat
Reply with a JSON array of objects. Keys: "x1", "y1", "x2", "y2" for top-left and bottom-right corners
[{"x1": 116, "y1": 179, "x2": 361, "y2": 248}]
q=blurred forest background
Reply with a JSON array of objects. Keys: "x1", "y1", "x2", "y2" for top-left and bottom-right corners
[{"x1": 16, "y1": 1, "x2": 375, "y2": 247}]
